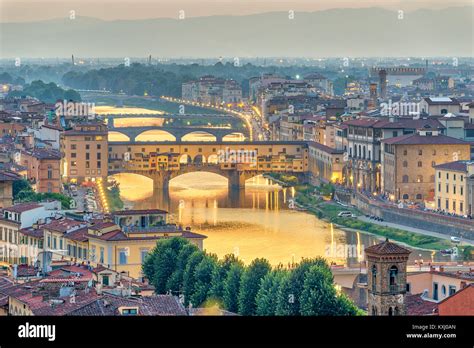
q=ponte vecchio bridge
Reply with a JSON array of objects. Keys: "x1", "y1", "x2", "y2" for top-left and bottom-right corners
[{"x1": 108, "y1": 141, "x2": 309, "y2": 191}]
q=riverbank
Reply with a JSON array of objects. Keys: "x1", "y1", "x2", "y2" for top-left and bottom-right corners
[{"x1": 283, "y1": 181, "x2": 468, "y2": 254}]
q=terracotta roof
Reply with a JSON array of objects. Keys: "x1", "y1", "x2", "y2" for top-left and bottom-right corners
[
  {"x1": 406, "y1": 293, "x2": 438, "y2": 316},
  {"x1": 4, "y1": 203, "x2": 42, "y2": 213},
  {"x1": 43, "y1": 218, "x2": 86, "y2": 233},
  {"x1": 68, "y1": 293, "x2": 187, "y2": 316},
  {"x1": 365, "y1": 239, "x2": 411, "y2": 255},
  {"x1": 0, "y1": 170, "x2": 21, "y2": 181},
  {"x1": 382, "y1": 133, "x2": 468, "y2": 145},
  {"x1": 20, "y1": 226, "x2": 44, "y2": 239},
  {"x1": 434, "y1": 160, "x2": 474, "y2": 172},
  {"x1": 64, "y1": 226, "x2": 90, "y2": 242}
]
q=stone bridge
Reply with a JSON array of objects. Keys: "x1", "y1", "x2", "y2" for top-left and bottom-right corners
[{"x1": 109, "y1": 163, "x2": 259, "y2": 191}]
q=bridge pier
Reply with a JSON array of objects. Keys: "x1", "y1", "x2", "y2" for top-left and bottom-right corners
[
  {"x1": 228, "y1": 171, "x2": 247, "y2": 190},
  {"x1": 152, "y1": 171, "x2": 171, "y2": 191}
]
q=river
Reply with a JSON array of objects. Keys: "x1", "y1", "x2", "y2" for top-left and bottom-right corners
[{"x1": 110, "y1": 172, "x2": 451, "y2": 267}]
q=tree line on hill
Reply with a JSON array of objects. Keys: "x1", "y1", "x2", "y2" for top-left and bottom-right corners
[{"x1": 142, "y1": 237, "x2": 362, "y2": 316}]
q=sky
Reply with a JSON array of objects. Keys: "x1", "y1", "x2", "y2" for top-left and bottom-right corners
[{"x1": 0, "y1": 0, "x2": 471, "y2": 22}]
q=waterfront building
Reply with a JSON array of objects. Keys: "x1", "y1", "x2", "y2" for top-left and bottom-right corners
[
  {"x1": 434, "y1": 160, "x2": 474, "y2": 216},
  {"x1": 381, "y1": 130, "x2": 471, "y2": 203},
  {"x1": 308, "y1": 142, "x2": 345, "y2": 185}
]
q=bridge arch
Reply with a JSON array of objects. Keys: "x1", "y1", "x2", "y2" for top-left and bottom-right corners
[
  {"x1": 179, "y1": 154, "x2": 192, "y2": 164},
  {"x1": 222, "y1": 132, "x2": 246, "y2": 142},
  {"x1": 135, "y1": 130, "x2": 176, "y2": 142},
  {"x1": 193, "y1": 154, "x2": 206, "y2": 164},
  {"x1": 207, "y1": 154, "x2": 219, "y2": 164},
  {"x1": 181, "y1": 131, "x2": 217, "y2": 142},
  {"x1": 108, "y1": 131, "x2": 131, "y2": 142}
]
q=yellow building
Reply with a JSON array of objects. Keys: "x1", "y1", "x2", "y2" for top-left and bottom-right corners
[
  {"x1": 61, "y1": 122, "x2": 108, "y2": 184},
  {"x1": 381, "y1": 130, "x2": 471, "y2": 202},
  {"x1": 434, "y1": 160, "x2": 474, "y2": 216}
]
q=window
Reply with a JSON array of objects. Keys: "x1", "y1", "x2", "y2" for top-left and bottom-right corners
[
  {"x1": 121, "y1": 308, "x2": 138, "y2": 316},
  {"x1": 403, "y1": 161, "x2": 408, "y2": 168},
  {"x1": 403, "y1": 194, "x2": 409, "y2": 200},
  {"x1": 402, "y1": 175, "x2": 409, "y2": 183},
  {"x1": 417, "y1": 175, "x2": 423, "y2": 183},
  {"x1": 417, "y1": 161, "x2": 422, "y2": 167},
  {"x1": 100, "y1": 247, "x2": 104, "y2": 264},
  {"x1": 449, "y1": 286, "x2": 456, "y2": 296},
  {"x1": 119, "y1": 249, "x2": 128, "y2": 265},
  {"x1": 47, "y1": 165, "x2": 53, "y2": 179},
  {"x1": 140, "y1": 249, "x2": 149, "y2": 263},
  {"x1": 418, "y1": 149, "x2": 423, "y2": 155},
  {"x1": 416, "y1": 194, "x2": 422, "y2": 200},
  {"x1": 403, "y1": 149, "x2": 407, "y2": 156},
  {"x1": 389, "y1": 266, "x2": 398, "y2": 291},
  {"x1": 371, "y1": 265, "x2": 377, "y2": 292}
]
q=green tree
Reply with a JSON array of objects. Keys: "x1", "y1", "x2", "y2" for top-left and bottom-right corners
[
  {"x1": 256, "y1": 270, "x2": 288, "y2": 316},
  {"x1": 166, "y1": 243, "x2": 199, "y2": 292},
  {"x1": 275, "y1": 257, "x2": 329, "y2": 315},
  {"x1": 223, "y1": 263, "x2": 244, "y2": 313},
  {"x1": 190, "y1": 254, "x2": 218, "y2": 307},
  {"x1": 182, "y1": 250, "x2": 205, "y2": 307},
  {"x1": 209, "y1": 254, "x2": 242, "y2": 301},
  {"x1": 13, "y1": 179, "x2": 33, "y2": 199},
  {"x1": 142, "y1": 237, "x2": 189, "y2": 294},
  {"x1": 299, "y1": 264, "x2": 343, "y2": 316},
  {"x1": 238, "y1": 258, "x2": 271, "y2": 315}
]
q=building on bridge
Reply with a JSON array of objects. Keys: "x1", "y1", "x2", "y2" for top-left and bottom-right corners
[{"x1": 107, "y1": 141, "x2": 309, "y2": 191}]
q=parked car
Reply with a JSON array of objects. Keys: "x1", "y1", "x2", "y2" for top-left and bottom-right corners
[
  {"x1": 450, "y1": 236, "x2": 461, "y2": 244},
  {"x1": 338, "y1": 211, "x2": 355, "y2": 218}
]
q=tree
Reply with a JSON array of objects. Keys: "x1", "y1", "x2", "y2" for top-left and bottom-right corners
[
  {"x1": 223, "y1": 263, "x2": 244, "y2": 313},
  {"x1": 209, "y1": 254, "x2": 242, "y2": 301},
  {"x1": 190, "y1": 254, "x2": 218, "y2": 307},
  {"x1": 238, "y1": 258, "x2": 271, "y2": 315},
  {"x1": 182, "y1": 250, "x2": 205, "y2": 307},
  {"x1": 275, "y1": 257, "x2": 329, "y2": 315},
  {"x1": 13, "y1": 179, "x2": 33, "y2": 200},
  {"x1": 256, "y1": 270, "x2": 288, "y2": 316},
  {"x1": 166, "y1": 243, "x2": 199, "y2": 292},
  {"x1": 299, "y1": 264, "x2": 340, "y2": 316},
  {"x1": 142, "y1": 237, "x2": 189, "y2": 294}
]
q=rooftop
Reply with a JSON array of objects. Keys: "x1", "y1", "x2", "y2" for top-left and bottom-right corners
[
  {"x1": 4, "y1": 203, "x2": 43, "y2": 214},
  {"x1": 365, "y1": 239, "x2": 411, "y2": 255},
  {"x1": 382, "y1": 133, "x2": 468, "y2": 146}
]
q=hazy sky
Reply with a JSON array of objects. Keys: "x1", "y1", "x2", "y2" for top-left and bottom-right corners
[{"x1": 0, "y1": 0, "x2": 470, "y2": 22}]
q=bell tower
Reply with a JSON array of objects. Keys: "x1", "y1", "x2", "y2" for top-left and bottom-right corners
[{"x1": 365, "y1": 238, "x2": 411, "y2": 316}]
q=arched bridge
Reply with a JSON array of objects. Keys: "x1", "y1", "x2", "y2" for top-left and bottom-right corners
[{"x1": 108, "y1": 141, "x2": 309, "y2": 191}]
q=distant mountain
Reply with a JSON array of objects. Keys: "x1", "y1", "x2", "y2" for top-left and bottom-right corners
[{"x1": 0, "y1": 7, "x2": 471, "y2": 58}]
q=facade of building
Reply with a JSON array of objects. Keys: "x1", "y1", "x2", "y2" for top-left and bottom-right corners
[
  {"x1": 18, "y1": 149, "x2": 61, "y2": 193},
  {"x1": 419, "y1": 97, "x2": 460, "y2": 116},
  {"x1": 308, "y1": 142, "x2": 345, "y2": 184},
  {"x1": 381, "y1": 130, "x2": 471, "y2": 203},
  {"x1": 61, "y1": 123, "x2": 108, "y2": 184},
  {"x1": 0, "y1": 171, "x2": 20, "y2": 208},
  {"x1": 434, "y1": 160, "x2": 474, "y2": 216}
]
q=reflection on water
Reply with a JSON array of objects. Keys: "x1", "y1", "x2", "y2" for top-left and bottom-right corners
[{"x1": 112, "y1": 172, "x2": 447, "y2": 266}]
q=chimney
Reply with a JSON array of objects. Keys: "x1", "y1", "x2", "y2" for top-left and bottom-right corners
[{"x1": 460, "y1": 281, "x2": 467, "y2": 289}]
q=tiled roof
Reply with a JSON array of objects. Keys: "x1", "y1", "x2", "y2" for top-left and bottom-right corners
[
  {"x1": 43, "y1": 218, "x2": 86, "y2": 233},
  {"x1": 63, "y1": 226, "x2": 90, "y2": 242},
  {"x1": 0, "y1": 170, "x2": 21, "y2": 181},
  {"x1": 382, "y1": 133, "x2": 468, "y2": 145},
  {"x1": 434, "y1": 160, "x2": 473, "y2": 172},
  {"x1": 365, "y1": 239, "x2": 411, "y2": 255},
  {"x1": 20, "y1": 226, "x2": 44, "y2": 239},
  {"x1": 68, "y1": 293, "x2": 187, "y2": 316},
  {"x1": 4, "y1": 203, "x2": 42, "y2": 213},
  {"x1": 406, "y1": 293, "x2": 438, "y2": 316}
]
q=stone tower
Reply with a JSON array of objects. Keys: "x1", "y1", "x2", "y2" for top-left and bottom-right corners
[{"x1": 365, "y1": 238, "x2": 411, "y2": 316}]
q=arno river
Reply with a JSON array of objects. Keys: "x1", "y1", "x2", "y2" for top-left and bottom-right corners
[
  {"x1": 111, "y1": 172, "x2": 447, "y2": 267},
  {"x1": 100, "y1": 107, "x2": 449, "y2": 266}
]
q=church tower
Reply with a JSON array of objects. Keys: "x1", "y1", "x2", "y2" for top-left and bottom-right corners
[{"x1": 365, "y1": 238, "x2": 411, "y2": 316}]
